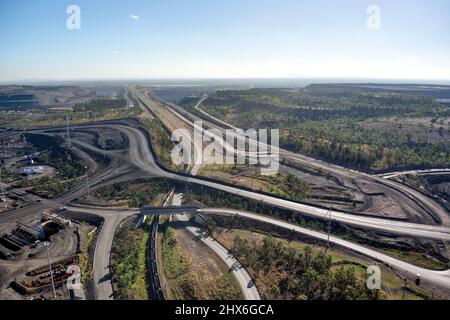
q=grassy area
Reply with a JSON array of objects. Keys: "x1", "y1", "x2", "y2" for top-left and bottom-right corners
[
  {"x1": 160, "y1": 223, "x2": 242, "y2": 300},
  {"x1": 140, "y1": 118, "x2": 183, "y2": 172},
  {"x1": 0, "y1": 169, "x2": 21, "y2": 183},
  {"x1": 93, "y1": 178, "x2": 172, "y2": 208},
  {"x1": 111, "y1": 221, "x2": 149, "y2": 300},
  {"x1": 199, "y1": 164, "x2": 310, "y2": 201},
  {"x1": 136, "y1": 232, "x2": 149, "y2": 298},
  {"x1": 160, "y1": 224, "x2": 201, "y2": 300},
  {"x1": 205, "y1": 273, "x2": 241, "y2": 299},
  {"x1": 161, "y1": 226, "x2": 190, "y2": 279},
  {"x1": 79, "y1": 227, "x2": 97, "y2": 283},
  {"x1": 381, "y1": 270, "x2": 429, "y2": 300},
  {"x1": 0, "y1": 98, "x2": 142, "y2": 130},
  {"x1": 170, "y1": 272, "x2": 202, "y2": 300},
  {"x1": 383, "y1": 248, "x2": 448, "y2": 271},
  {"x1": 216, "y1": 229, "x2": 354, "y2": 265},
  {"x1": 17, "y1": 175, "x2": 83, "y2": 198},
  {"x1": 168, "y1": 271, "x2": 242, "y2": 300}
]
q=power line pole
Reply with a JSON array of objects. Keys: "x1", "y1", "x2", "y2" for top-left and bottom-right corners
[
  {"x1": 327, "y1": 208, "x2": 332, "y2": 249},
  {"x1": 66, "y1": 114, "x2": 71, "y2": 147},
  {"x1": 85, "y1": 166, "x2": 90, "y2": 199},
  {"x1": 402, "y1": 277, "x2": 407, "y2": 300},
  {"x1": 100, "y1": 139, "x2": 106, "y2": 160},
  {"x1": 0, "y1": 167, "x2": 5, "y2": 208},
  {"x1": 44, "y1": 242, "x2": 57, "y2": 299}
]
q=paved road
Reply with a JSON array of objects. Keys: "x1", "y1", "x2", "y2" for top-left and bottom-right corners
[
  {"x1": 65, "y1": 204, "x2": 450, "y2": 291},
  {"x1": 3, "y1": 116, "x2": 450, "y2": 296},
  {"x1": 61, "y1": 122, "x2": 450, "y2": 240},
  {"x1": 117, "y1": 123, "x2": 450, "y2": 238},
  {"x1": 132, "y1": 88, "x2": 202, "y2": 176},
  {"x1": 11, "y1": 122, "x2": 447, "y2": 239},
  {"x1": 68, "y1": 205, "x2": 137, "y2": 300},
  {"x1": 171, "y1": 193, "x2": 261, "y2": 300},
  {"x1": 16, "y1": 94, "x2": 447, "y2": 234},
  {"x1": 199, "y1": 208, "x2": 450, "y2": 290},
  {"x1": 0, "y1": 159, "x2": 126, "y2": 224},
  {"x1": 378, "y1": 169, "x2": 450, "y2": 179},
  {"x1": 78, "y1": 189, "x2": 172, "y2": 300},
  {"x1": 171, "y1": 93, "x2": 450, "y2": 226}
]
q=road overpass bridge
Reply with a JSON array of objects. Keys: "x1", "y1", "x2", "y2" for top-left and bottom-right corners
[
  {"x1": 136, "y1": 206, "x2": 198, "y2": 228},
  {"x1": 140, "y1": 206, "x2": 198, "y2": 216}
]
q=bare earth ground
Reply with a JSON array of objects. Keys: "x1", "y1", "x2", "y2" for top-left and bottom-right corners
[{"x1": 157, "y1": 219, "x2": 242, "y2": 300}]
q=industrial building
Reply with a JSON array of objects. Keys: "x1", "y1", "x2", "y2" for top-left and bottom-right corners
[{"x1": 20, "y1": 166, "x2": 44, "y2": 176}]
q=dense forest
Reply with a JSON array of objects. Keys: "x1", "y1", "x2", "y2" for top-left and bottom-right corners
[
  {"x1": 73, "y1": 98, "x2": 127, "y2": 116},
  {"x1": 193, "y1": 87, "x2": 450, "y2": 171},
  {"x1": 1, "y1": 97, "x2": 140, "y2": 130},
  {"x1": 232, "y1": 235, "x2": 376, "y2": 300}
]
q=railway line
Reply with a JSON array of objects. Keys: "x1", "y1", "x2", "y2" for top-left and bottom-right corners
[
  {"x1": 140, "y1": 89, "x2": 450, "y2": 226},
  {"x1": 2, "y1": 93, "x2": 450, "y2": 298},
  {"x1": 147, "y1": 214, "x2": 164, "y2": 300}
]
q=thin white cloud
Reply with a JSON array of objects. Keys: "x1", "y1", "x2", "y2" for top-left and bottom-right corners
[
  {"x1": 407, "y1": 56, "x2": 422, "y2": 64},
  {"x1": 129, "y1": 14, "x2": 140, "y2": 22}
]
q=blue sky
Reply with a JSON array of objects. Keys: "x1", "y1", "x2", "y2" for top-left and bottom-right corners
[{"x1": 1, "y1": 0, "x2": 449, "y2": 82}]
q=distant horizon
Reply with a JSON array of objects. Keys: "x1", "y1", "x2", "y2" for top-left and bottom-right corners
[{"x1": 2, "y1": 77, "x2": 450, "y2": 87}]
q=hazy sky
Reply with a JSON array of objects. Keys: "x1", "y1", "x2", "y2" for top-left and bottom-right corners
[{"x1": 1, "y1": 0, "x2": 449, "y2": 82}]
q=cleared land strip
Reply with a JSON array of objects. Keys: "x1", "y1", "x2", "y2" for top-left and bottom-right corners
[{"x1": 172, "y1": 193, "x2": 260, "y2": 300}]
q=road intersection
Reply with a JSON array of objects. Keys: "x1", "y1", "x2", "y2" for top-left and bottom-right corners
[{"x1": 2, "y1": 93, "x2": 450, "y2": 298}]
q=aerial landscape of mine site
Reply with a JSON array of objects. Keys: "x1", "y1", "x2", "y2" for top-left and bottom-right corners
[{"x1": 1, "y1": 1, "x2": 450, "y2": 316}]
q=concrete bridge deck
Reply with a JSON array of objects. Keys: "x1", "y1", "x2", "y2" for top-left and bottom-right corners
[{"x1": 140, "y1": 205, "x2": 198, "y2": 216}]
